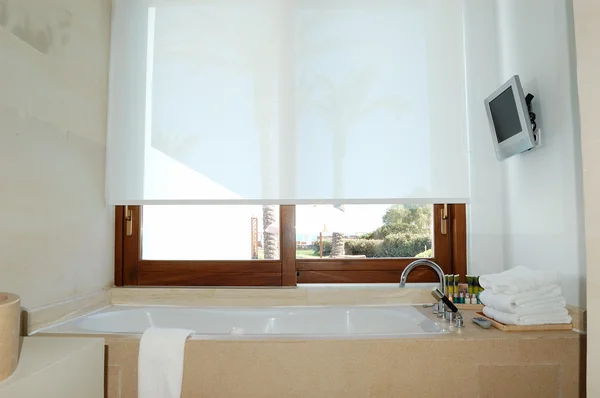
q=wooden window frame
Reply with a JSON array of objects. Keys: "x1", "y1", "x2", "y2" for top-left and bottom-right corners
[{"x1": 115, "y1": 204, "x2": 467, "y2": 287}]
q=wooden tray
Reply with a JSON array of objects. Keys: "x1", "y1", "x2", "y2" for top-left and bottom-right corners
[
  {"x1": 476, "y1": 312, "x2": 573, "y2": 332},
  {"x1": 456, "y1": 303, "x2": 484, "y2": 311}
]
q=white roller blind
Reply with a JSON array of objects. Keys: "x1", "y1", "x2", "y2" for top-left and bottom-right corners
[{"x1": 106, "y1": 0, "x2": 470, "y2": 204}]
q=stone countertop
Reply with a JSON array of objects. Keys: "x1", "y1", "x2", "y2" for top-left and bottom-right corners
[
  {"x1": 0, "y1": 337, "x2": 104, "y2": 395},
  {"x1": 416, "y1": 305, "x2": 582, "y2": 341}
]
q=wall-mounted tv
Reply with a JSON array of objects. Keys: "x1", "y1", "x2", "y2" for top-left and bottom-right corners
[{"x1": 484, "y1": 75, "x2": 537, "y2": 161}]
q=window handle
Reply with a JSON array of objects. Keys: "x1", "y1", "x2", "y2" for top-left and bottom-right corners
[
  {"x1": 125, "y1": 206, "x2": 133, "y2": 236},
  {"x1": 440, "y1": 204, "x2": 448, "y2": 235}
]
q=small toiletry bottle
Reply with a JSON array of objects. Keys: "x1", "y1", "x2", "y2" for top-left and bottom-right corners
[
  {"x1": 471, "y1": 294, "x2": 477, "y2": 305},
  {"x1": 459, "y1": 292, "x2": 464, "y2": 304},
  {"x1": 466, "y1": 276, "x2": 473, "y2": 296},
  {"x1": 458, "y1": 283, "x2": 468, "y2": 304},
  {"x1": 453, "y1": 275, "x2": 459, "y2": 303}
]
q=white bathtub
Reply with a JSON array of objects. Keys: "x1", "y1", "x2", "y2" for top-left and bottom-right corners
[{"x1": 38, "y1": 305, "x2": 448, "y2": 339}]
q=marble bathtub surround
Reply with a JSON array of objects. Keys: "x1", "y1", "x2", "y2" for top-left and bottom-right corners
[
  {"x1": 87, "y1": 308, "x2": 585, "y2": 398},
  {"x1": 24, "y1": 286, "x2": 586, "y2": 335},
  {"x1": 110, "y1": 287, "x2": 586, "y2": 330},
  {"x1": 109, "y1": 285, "x2": 438, "y2": 307},
  {"x1": 25, "y1": 290, "x2": 110, "y2": 335},
  {"x1": 25, "y1": 286, "x2": 435, "y2": 335}
]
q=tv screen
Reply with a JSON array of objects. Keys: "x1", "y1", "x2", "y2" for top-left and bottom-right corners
[
  {"x1": 489, "y1": 86, "x2": 521, "y2": 143},
  {"x1": 484, "y1": 75, "x2": 536, "y2": 161}
]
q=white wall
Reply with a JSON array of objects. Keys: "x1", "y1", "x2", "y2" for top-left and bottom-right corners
[
  {"x1": 464, "y1": 1, "x2": 506, "y2": 276},
  {"x1": 0, "y1": 0, "x2": 113, "y2": 309},
  {"x1": 495, "y1": 0, "x2": 586, "y2": 307}
]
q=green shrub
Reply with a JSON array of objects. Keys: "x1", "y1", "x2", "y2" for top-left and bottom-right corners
[
  {"x1": 312, "y1": 239, "x2": 332, "y2": 256},
  {"x1": 415, "y1": 248, "x2": 432, "y2": 258},
  {"x1": 378, "y1": 233, "x2": 431, "y2": 258},
  {"x1": 343, "y1": 235, "x2": 431, "y2": 258},
  {"x1": 344, "y1": 239, "x2": 383, "y2": 257},
  {"x1": 315, "y1": 235, "x2": 431, "y2": 258}
]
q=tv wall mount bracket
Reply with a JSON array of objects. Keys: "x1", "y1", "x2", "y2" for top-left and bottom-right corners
[{"x1": 525, "y1": 93, "x2": 541, "y2": 146}]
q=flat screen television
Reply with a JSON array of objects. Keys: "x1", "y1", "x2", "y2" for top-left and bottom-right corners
[{"x1": 484, "y1": 75, "x2": 537, "y2": 161}]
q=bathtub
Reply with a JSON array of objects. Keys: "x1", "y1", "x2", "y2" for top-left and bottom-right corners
[{"x1": 38, "y1": 305, "x2": 448, "y2": 339}]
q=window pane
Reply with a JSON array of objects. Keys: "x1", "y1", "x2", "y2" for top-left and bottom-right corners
[
  {"x1": 296, "y1": 205, "x2": 433, "y2": 259},
  {"x1": 142, "y1": 205, "x2": 279, "y2": 260}
]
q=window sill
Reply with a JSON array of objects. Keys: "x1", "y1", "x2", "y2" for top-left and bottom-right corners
[{"x1": 297, "y1": 283, "x2": 438, "y2": 290}]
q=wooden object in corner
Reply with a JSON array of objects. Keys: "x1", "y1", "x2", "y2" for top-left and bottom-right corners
[{"x1": 476, "y1": 312, "x2": 573, "y2": 332}]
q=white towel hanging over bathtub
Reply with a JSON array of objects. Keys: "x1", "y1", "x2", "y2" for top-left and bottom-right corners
[{"x1": 138, "y1": 327, "x2": 194, "y2": 398}]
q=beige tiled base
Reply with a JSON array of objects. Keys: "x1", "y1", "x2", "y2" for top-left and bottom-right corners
[
  {"x1": 105, "y1": 365, "x2": 121, "y2": 398},
  {"x1": 478, "y1": 365, "x2": 561, "y2": 397},
  {"x1": 104, "y1": 333, "x2": 584, "y2": 398}
]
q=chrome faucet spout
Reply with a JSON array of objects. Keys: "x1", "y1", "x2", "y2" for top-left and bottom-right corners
[{"x1": 399, "y1": 259, "x2": 446, "y2": 317}]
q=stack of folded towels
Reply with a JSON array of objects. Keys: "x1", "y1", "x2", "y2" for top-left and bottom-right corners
[{"x1": 479, "y1": 266, "x2": 571, "y2": 326}]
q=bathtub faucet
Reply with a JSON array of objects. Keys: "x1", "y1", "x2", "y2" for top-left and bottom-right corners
[{"x1": 399, "y1": 259, "x2": 446, "y2": 318}]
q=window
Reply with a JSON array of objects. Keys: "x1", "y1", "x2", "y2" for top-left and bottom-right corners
[
  {"x1": 109, "y1": 1, "x2": 471, "y2": 287},
  {"x1": 115, "y1": 204, "x2": 466, "y2": 286},
  {"x1": 141, "y1": 205, "x2": 280, "y2": 260}
]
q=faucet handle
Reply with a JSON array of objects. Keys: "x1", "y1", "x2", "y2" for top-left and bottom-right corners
[
  {"x1": 455, "y1": 315, "x2": 464, "y2": 328},
  {"x1": 433, "y1": 288, "x2": 464, "y2": 326},
  {"x1": 432, "y1": 287, "x2": 459, "y2": 313}
]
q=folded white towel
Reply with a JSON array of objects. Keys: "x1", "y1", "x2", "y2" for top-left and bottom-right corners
[
  {"x1": 479, "y1": 266, "x2": 560, "y2": 294},
  {"x1": 511, "y1": 285, "x2": 563, "y2": 306},
  {"x1": 486, "y1": 303, "x2": 568, "y2": 317},
  {"x1": 483, "y1": 306, "x2": 572, "y2": 326},
  {"x1": 479, "y1": 286, "x2": 566, "y2": 314},
  {"x1": 139, "y1": 327, "x2": 194, "y2": 398}
]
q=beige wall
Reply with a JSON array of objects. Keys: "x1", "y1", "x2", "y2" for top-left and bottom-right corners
[
  {"x1": 0, "y1": 0, "x2": 113, "y2": 309},
  {"x1": 572, "y1": 0, "x2": 600, "y2": 395}
]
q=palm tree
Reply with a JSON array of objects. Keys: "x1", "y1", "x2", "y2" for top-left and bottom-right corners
[{"x1": 262, "y1": 205, "x2": 279, "y2": 259}]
